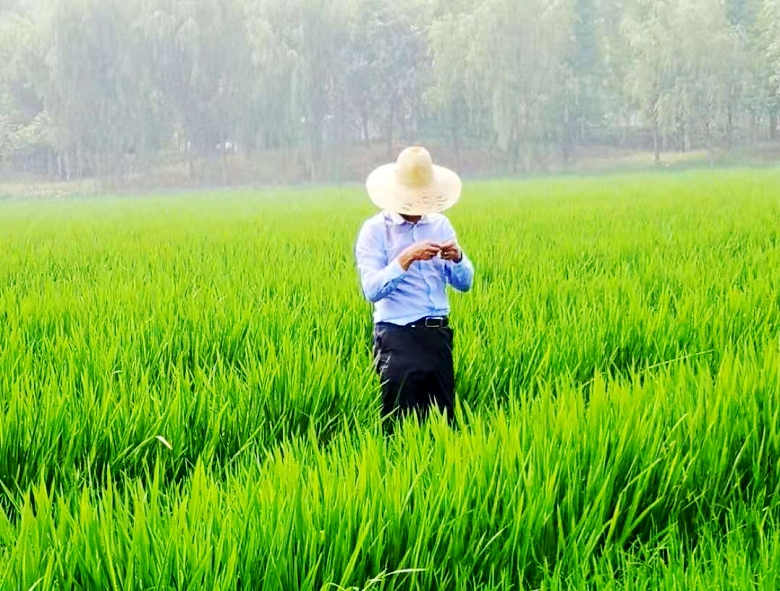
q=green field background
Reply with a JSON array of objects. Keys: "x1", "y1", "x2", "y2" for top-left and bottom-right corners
[{"x1": 1, "y1": 169, "x2": 780, "y2": 589}]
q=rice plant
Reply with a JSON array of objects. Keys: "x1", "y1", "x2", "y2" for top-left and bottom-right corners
[{"x1": 1, "y1": 169, "x2": 779, "y2": 589}]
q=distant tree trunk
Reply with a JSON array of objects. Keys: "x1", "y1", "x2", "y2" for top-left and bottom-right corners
[
  {"x1": 620, "y1": 113, "x2": 628, "y2": 146},
  {"x1": 64, "y1": 149, "x2": 73, "y2": 181},
  {"x1": 306, "y1": 142, "x2": 315, "y2": 184},
  {"x1": 221, "y1": 147, "x2": 229, "y2": 185},
  {"x1": 511, "y1": 139, "x2": 519, "y2": 175},
  {"x1": 386, "y1": 93, "x2": 397, "y2": 159},
  {"x1": 306, "y1": 120, "x2": 322, "y2": 184},
  {"x1": 771, "y1": 113, "x2": 778, "y2": 141},
  {"x1": 507, "y1": 123, "x2": 519, "y2": 174},
  {"x1": 241, "y1": 128, "x2": 257, "y2": 159},
  {"x1": 400, "y1": 107, "x2": 408, "y2": 144},
  {"x1": 451, "y1": 108, "x2": 461, "y2": 171},
  {"x1": 386, "y1": 121, "x2": 393, "y2": 159},
  {"x1": 219, "y1": 134, "x2": 230, "y2": 185},
  {"x1": 76, "y1": 143, "x2": 84, "y2": 181},
  {"x1": 409, "y1": 97, "x2": 420, "y2": 144},
  {"x1": 652, "y1": 116, "x2": 660, "y2": 163},
  {"x1": 188, "y1": 145, "x2": 196, "y2": 181},
  {"x1": 96, "y1": 150, "x2": 103, "y2": 179},
  {"x1": 47, "y1": 151, "x2": 54, "y2": 178},
  {"x1": 58, "y1": 151, "x2": 67, "y2": 180},
  {"x1": 726, "y1": 103, "x2": 734, "y2": 148},
  {"x1": 361, "y1": 114, "x2": 370, "y2": 148},
  {"x1": 523, "y1": 139, "x2": 532, "y2": 173},
  {"x1": 561, "y1": 102, "x2": 574, "y2": 168}
]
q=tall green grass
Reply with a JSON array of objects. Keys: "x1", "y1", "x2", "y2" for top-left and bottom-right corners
[{"x1": 1, "y1": 169, "x2": 779, "y2": 589}]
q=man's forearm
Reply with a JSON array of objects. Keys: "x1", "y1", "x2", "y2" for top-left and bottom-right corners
[
  {"x1": 397, "y1": 253, "x2": 416, "y2": 271},
  {"x1": 361, "y1": 260, "x2": 407, "y2": 302}
]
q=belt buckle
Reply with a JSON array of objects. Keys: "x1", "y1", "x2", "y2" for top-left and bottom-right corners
[{"x1": 424, "y1": 317, "x2": 444, "y2": 328}]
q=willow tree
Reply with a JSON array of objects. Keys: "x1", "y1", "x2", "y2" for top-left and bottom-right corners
[
  {"x1": 760, "y1": 0, "x2": 780, "y2": 138},
  {"x1": 428, "y1": 11, "x2": 480, "y2": 167},
  {"x1": 344, "y1": 0, "x2": 431, "y2": 158},
  {"x1": 0, "y1": 5, "x2": 52, "y2": 175},
  {"x1": 43, "y1": 0, "x2": 147, "y2": 180},
  {"x1": 140, "y1": 0, "x2": 253, "y2": 183},
  {"x1": 623, "y1": 0, "x2": 738, "y2": 160},
  {"x1": 670, "y1": 0, "x2": 739, "y2": 157},
  {"x1": 472, "y1": 0, "x2": 573, "y2": 172}
]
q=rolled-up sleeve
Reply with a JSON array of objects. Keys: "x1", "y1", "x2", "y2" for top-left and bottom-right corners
[
  {"x1": 446, "y1": 253, "x2": 474, "y2": 292},
  {"x1": 354, "y1": 221, "x2": 407, "y2": 303}
]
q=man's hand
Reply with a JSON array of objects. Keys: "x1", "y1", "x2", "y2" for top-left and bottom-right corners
[
  {"x1": 398, "y1": 240, "x2": 442, "y2": 270},
  {"x1": 440, "y1": 240, "x2": 463, "y2": 263}
]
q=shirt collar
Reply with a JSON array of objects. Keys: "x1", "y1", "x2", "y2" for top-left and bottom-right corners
[{"x1": 385, "y1": 211, "x2": 431, "y2": 226}]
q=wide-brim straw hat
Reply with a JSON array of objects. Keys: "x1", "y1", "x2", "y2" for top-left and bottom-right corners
[{"x1": 366, "y1": 147, "x2": 462, "y2": 216}]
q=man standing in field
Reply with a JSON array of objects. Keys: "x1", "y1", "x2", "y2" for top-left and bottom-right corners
[{"x1": 354, "y1": 146, "x2": 474, "y2": 433}]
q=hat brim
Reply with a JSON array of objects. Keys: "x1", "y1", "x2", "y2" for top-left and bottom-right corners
[{"x1": 366, "y1": 163, "x2": 462, "y2": 216}]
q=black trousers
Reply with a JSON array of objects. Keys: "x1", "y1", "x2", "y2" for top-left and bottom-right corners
[{"x1": 372, "y1": 321, "x2": 456, "y2": 432}]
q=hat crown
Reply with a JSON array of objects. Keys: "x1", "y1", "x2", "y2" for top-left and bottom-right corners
[
  {"x1": 365, "y1": 145, "x2": 461, "y2": 216},
  {"x1": 396, "y1": 147, "x2": 433, "y2": 188}
]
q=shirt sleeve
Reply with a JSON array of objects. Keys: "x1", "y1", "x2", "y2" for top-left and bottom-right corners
[
  {"x1": 441, "y1": 217, "x2": 475, "y2": 292},
  {"x1": 446, "y1": 252, "x2": 475, "y2": 292},
  {"x1": 354, "y1": 220, "x2": 407, "y2": 303}
]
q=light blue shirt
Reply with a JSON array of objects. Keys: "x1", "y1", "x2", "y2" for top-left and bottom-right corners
[{"x1": 354, "y1": 211, "x2": 475, "y2": 325}]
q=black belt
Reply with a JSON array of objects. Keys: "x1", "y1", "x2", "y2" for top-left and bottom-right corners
[{"x1": 407, "y1": 316, "x2": 449, "y2": 329}]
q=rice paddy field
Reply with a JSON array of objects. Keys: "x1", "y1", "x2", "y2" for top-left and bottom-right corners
[{"x1": 1, "y1": 168, "x2": 780, "y2": 589}]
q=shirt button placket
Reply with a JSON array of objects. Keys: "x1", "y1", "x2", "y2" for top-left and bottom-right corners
[{"x1": 414, "y1": 224, "x2": 435, "y2": 312}]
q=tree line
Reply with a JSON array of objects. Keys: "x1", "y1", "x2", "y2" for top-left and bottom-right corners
[{"x1": 1, "y1": 0, "x2": 779, "y2": 184}]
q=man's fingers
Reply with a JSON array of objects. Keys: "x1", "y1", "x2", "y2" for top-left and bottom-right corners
[{"x1": 411, "y1": 241, "x2": 455, "y2": 262}]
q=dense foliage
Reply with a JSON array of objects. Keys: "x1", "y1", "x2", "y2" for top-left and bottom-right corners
[{"x1": 1, "y1": 0, "x2": 779, "y2": 182}]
